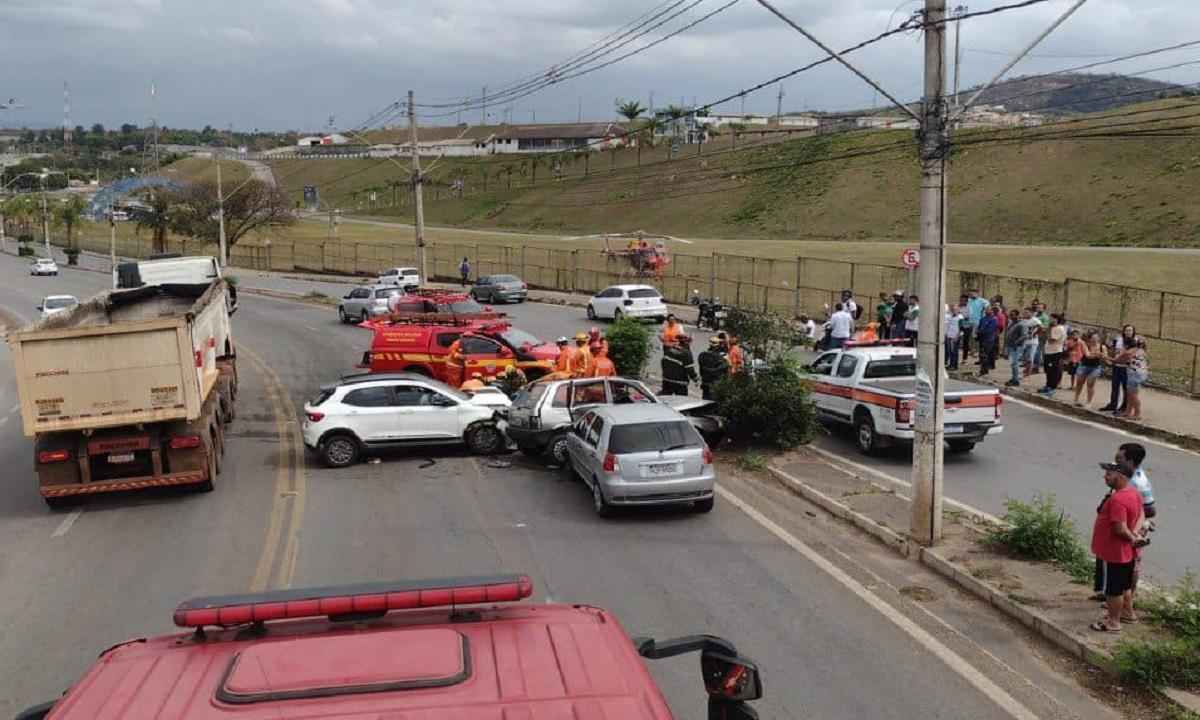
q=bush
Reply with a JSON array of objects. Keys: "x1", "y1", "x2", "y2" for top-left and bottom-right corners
[
  {"x1": 713, "y1": 357, "x2": 816, "y2": 448},
  {"x1": 606, "y1": 316, "x2": 652, "y2": 378},
  {"x1": 736, "y1": 451, "x2": 768, "y2": 472},
  {"x1": 1113, "y1": 638, "x2": 1200, "y2": 690},
  {"x1": 986, "y1": 494, "x2": 1093, "y2": 583},
  {"x1": 17, "y1": 243, "x2": 34, "y2": 257},
  {"x1": 1139, "y1": 574, "x2": 1200, "y2": 641}
]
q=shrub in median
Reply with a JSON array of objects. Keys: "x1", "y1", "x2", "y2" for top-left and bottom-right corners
[
  {"x1": 985, "y1": 494, "x2": 1092, "y2": 583},
  {"x1": 1113, "y1": 637, "x2": 1200, "y2": 690},
  {"x1": 713, "y1": 358, "x2": 816, "y2": 449},
  {"x1": 606, "y1": 316, "x2": 652, "y2": 379}
]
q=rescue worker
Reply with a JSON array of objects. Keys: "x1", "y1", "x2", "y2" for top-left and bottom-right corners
[
  {"x1": 726, "y1": 333, "x2": 745, "y2": 375},
  {"x1": 853, "y1": 322, "x2": 880, "y2": 343},
  {"x1": 697, "y1": 336, "x2": 730, "y2": 400},
  {"x1": 460, "y1": 372, "x2": 487, "y2": 393},
  {"x1": 587, "y1": 326, "x2": 608, "y2": 358},
  {"x1": 544, "y1": 337, "x2": 575, "y2": 381},
  {"x1": 444, "y1": 337, "x2": 466, "y2": 388},
  {"x1": 660, "y1": 314, "x2": 682, "y2": 348},
  {"x1": 661, "y1": 334, "x2": 698, "y2": 396},
  {"x1": 573, "y1": 332, "x2": 594, "y2": 378},
  {"x1": 592, "y1": 345, "x2": 616, "y2": 377},
  {"x1": 496, "y1": 364, "x2": 528, "y2": 397}
]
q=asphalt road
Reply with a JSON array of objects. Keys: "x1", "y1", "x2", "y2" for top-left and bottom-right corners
[{"x1": 0, "y1": 254, "x2": 1127, "y2": 719}]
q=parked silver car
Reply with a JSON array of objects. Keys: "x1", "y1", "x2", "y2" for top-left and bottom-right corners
[
  {"x1": 564, "y1": 404, "x2": 716, "y2": 517},
  {"x1": 471, "y1": 274, "x2": 527, "y2": 304},
  {"x1": 338, "y1": 284, "x2": 404, "y2": 323}
]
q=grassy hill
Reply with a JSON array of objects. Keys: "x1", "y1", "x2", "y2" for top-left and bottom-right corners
[
  {"x1": 264, "y1": 98, "x2": 1200, "y2": 249},
  {"x1": 957, "y1": 72, "x2": 1187, "y2": 114}
]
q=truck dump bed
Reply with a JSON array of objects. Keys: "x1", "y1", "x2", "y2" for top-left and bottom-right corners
[{"x1": 7, "y1": 281, "x2": 233, "y2": 438}]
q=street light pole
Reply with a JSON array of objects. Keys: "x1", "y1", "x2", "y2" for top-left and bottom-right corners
[
  {"x1": 216, "y1": 158, "x2": 228, "y2": 268},
  {"x1": 41, "y1": 181, "x2": 51, "y2": 256},
  {"x1": 911, "y1": 0, "x2": 950, "y2": 546},
  {"x1": 408, "y1": 90, "x2": 428, "y2": 282}
]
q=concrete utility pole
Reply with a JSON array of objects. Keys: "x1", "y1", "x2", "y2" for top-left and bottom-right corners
[
  {"x1": 216, "y1": 159, "x2": 228, "y2": 268},
  {"x1": 953, "y1": 5, "x2": 968, "y2": 108},
  {"x1": 912, "y1": 0, "x2": 950, "y2": 546},
  {"x1": 776, "y1": 84, "x2": 785, "y2": 121},
  {"x1": 41, "y1": 184, "x2": 51, "y2": 256},
  {"x1": 481, "y1": 86, "x2": 487, "y2": 125},
  {"x1": 109, "y1": 201, "x2": 117, "y2": 279},
  {"x1": 408, "y1": 90, "x2": 428, "y2": 282}
]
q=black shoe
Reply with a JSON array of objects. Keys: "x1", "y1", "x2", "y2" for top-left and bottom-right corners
[
  {"x1": 1099, "y1": 405, "x2": 1116, "y2": 412},
  {"x1": 1005, "y1": 380, "x2": 1020, "y2": 387}
]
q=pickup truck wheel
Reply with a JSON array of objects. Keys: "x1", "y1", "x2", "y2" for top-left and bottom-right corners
[
  {"x1": 855, "y1": 414, "x2": 880, "y2": 456},
  {"x1": 465, "y1": 422, "x2": 504, "y2": 455},
  {"x1": 322, "y1": 434, "x2": 361, "y2": 468},
  {"x1": 518, "y1": 444, "x2": 544, "y2": 458},
  {"x1": 546, "y1": 432, "x2": 570, "y2": 465},
  {"x1": 592, "y1": 481, "x2": 614, "y2": 518},
  {"x1": 44, "y1": 496, "x2": 79, "y2": 511},
  {"x1": 693, "y1": 497, "x2": 715, "y2": 513},
  {"x1": 948, "y1": 439, "x2": 977, "y2": 453},
  {"x1": 586, "y1": 305, "x2": 597, "y2": 320}
]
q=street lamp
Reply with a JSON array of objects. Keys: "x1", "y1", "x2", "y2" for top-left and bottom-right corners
[{"x1": 0, "y1": 171, "x2": 66, "y2": 256}]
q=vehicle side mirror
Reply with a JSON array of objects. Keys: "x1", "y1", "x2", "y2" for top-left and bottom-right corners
[{"x1": 702, "y1": 650, "x2": 763, "y2": 703}]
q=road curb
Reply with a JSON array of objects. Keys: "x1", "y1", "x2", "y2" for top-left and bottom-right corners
[
  {"x1": 950, "y1": 369, "x2": 1200, "y2": 452},
  {"x1": 763, "y1": 463, "x2": 1200, "y2": 714}
]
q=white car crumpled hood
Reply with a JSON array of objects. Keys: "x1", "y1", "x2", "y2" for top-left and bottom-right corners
[{"x1": 466, "y1": 391, "x2": 512, "y2": 408}]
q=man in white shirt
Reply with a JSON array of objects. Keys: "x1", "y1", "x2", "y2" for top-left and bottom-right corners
[
  {"x1": 944, "y1": 304, "x2": 964, "y2": 370},
  {"x1": 904, "y1": 295, "x2": 920, "y2": 342},
  {"x1": 840, "y1": 290, "x2": 858, "y2": 321},
  {"x1": 797, "y1": 314, "x2": 818, "y2": 343},
  {"x1": 829, "y1": 303, "x2": 854, "y2": 349}
]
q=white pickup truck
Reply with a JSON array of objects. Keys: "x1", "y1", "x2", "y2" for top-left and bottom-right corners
[{"x1": 802, "y1": 343, "x2": 1003, "y2": 455}]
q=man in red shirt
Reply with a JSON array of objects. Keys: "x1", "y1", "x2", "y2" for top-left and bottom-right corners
[{"x1": 1090, "y1": 461, "x2": 1143, "y2": 633}]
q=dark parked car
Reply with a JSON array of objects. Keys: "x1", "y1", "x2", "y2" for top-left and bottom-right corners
[{"x1": 471, "y1": 274, "x2": 528, "y2": 304}]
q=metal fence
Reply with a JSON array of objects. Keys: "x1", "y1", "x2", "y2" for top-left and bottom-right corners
[{"x1": 67, "y1": 231, "x2": 1199, "y2": 395}]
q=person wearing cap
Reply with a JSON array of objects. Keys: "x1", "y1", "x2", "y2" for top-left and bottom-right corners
[
  {"x1": 496, "y1": 364, "x2": 528, "y2": 397},
  {"x1": 661, "y1": 333, "x2": 698, "y2": 396},
  {"x1": 1117, "y1": 443, "x2": 1156, "y2": 604},
  {"x1": 545, "y1": 337, "x2": 575, "y2": 381},
  {"x1": 660, "y1": 314, "x2": 682, "y2": 348},
  {"x1": 460, "y1": 372, "x2": 487, "y2": 392},
  {"x1": 1089, "y1": 461, "x2": 1143, "y2": 633},
  {"x1": 573, "y1": 332, "x2": 593, "y2": 378},
  {"x1": 697, "y1": 336, "x2": 730, "y2": 400}
]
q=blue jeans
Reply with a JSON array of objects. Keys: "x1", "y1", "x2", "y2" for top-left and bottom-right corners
[
  {"x1": 945, "y1": 337, "x2": 960, "y2": 369},
  {"x1": 1008, "y1": 348, "x2": 1023, "y2": 383},
  {"x1": 829, "y1": 336, "x2": 847, "y2": 349}
]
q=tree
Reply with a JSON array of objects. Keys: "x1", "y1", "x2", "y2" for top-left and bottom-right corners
[
  {"x1": 132, "y1": 190, "x2": 178, "y2": 254},
  {"x1": 91, "y1": 123, "x2": 106, "y2": 136},
  {"x1": 615, "y1": 99, "x2": 645, "y2": 122},
  {"x1": 56, "y1": 195, "x2": 87, "y2": 250},
  {"x1": 171, "y1": 179, "x2": 295, "y2": 251},
  {"x1": 606, "y1": 316, "x2": 652, "y2": 378}
]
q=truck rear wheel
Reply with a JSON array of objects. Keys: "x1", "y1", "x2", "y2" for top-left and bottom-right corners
[
  {"x1": 44, "y1": 496, "x2": 79, "y2": 511},
  {"x1": 197, "y1": 438, "x2": 217, "y2": 493}
]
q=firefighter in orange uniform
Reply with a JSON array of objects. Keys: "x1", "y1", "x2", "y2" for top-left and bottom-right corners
[
  {"x1": 573, "y1": 332, "x2": 593, "y2": 378},
  {"x1": 445, "y1": 338, "x2": 466, "y2": 388},
  {"x1": 726, "y1": 333, "x2": 745, "y2": 375},
  {"x1": 592, "y1": 345, "x2": 616, "y2": 377},
  {"x1": 587, "y1": 327, "x2": 608, "y2": 358},
  {"x1": 659, "y1": 314, "x2": 682, "y2": 348},
  {"x1": 544, "y1": 337, "x2": 575, "y2": 381},
  {"x1": 853, "y1": 322, "x2": 879, "y2": 343}
]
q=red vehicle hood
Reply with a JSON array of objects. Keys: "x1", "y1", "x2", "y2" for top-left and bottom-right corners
[{"x1": 525, "y1": 342, "x2": 559, "y2": 360}]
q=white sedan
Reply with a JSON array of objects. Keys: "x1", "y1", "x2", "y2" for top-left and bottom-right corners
[
  {"x1": 30, "y1": 258, "x2": 59, "y2": 276},
  {"x1": 586, "y1": 284, "x2": 668, "y2": 322},
  {"x1": 38, "y1": 295, "x2": 79, "y2": 319}
]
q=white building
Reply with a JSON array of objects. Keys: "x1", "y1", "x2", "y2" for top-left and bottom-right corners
[
  {"x1": 854, "y1": 116, "x2": 920, "y2": 130},
  {"x1": 696, "y1": 113, "x2": 770, "y2": 127},
  {"x1": 777, "y1": 115, "x2": 819, "y2": 128},
  {"x1": 296, "y1": 133, "x2": 350, "y2": 147}
]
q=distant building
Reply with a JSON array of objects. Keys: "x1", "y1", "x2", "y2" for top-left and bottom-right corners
[
  {"x1": 854, "y1": 116, "x2": 920, "y2": 130},
  {"x1": 695, "y1": 113, "x2": 770, "y2": 128},
  {"x1": 480, "y1": 123, "x2": 628, "y2": 154},
  {"x1": 296, "y1": 133, "x2": 349, "y2": 147},
  {"x1": 777, "y1": 114, "x2": 819, "y2": 128}
]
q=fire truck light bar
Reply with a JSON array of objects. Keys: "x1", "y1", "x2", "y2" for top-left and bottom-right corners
[{"x1": 173, "y1": 575, "x2": 534, "y2": 628}]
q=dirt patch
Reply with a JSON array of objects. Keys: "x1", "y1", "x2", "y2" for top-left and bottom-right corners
[{"x1": 899, "y1": 585, "x2": 937, "y2": 603}]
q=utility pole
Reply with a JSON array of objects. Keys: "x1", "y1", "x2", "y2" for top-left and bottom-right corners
[
  {"x1": 776, "y1": 84, "x2": 785, "y2": 121},
  {"x1": 911, "y1": 0, "x2": 950, "y2": 546},
  {"x1": 481, "y1": 86, "x2": 487, "y2": 125},
  {"x1": 953, "y1": 5, "x2": 968, "y2": 108},
  {"x1": 41, "y1": 183, "x2": 51, "y2": 256},
  {"x1": 408, "y1": 90, "x2": 427, "y2": 282},
  {"x1": 109, "y1": 200, "x2": 117, "y2": 280},
  {"x1": 577, "y1": 97, "x2": 582, "y2": 123},
  {"x1": 216, "y1": 159, "x2": 228, "y2": 268}
]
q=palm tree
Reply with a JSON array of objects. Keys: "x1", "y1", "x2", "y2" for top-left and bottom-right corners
[
  {"x1": 132, "y1": 190, "x2": 174, "y2": 254},
  {"x1": 56, "y1": 194, "x2": 86, "y2": 250},
  {"x1": 615, "y1": 99, "x2": 645, "y2": 123}
]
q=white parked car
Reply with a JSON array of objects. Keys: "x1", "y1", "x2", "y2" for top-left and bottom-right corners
[
  {"x1": 302, "y1": 372, "x2": 510, "y2": 467},
  {"x1": 586, "y1": 284, "x2": 668, "y2": 322},
  {"x1": 37, "y1": 295, "x2": 79, "y2": 319},
  {"x1": 30, "y1": 258, "x2": 59, "y2": 276},
  {"x1": 379, "y1": 266, "x2": 421, "y2": 290}
]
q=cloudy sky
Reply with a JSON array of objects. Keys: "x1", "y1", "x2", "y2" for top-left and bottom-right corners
[{"x1": 1, "y1": 0, "x2": 1195, "y2": 132}]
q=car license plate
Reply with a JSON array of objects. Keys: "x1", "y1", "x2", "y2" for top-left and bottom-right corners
[
  {"x1": 944, "y1": 425, "x2": 963, "y2": 434},
  {"x1": 714, "y1": 311, "x2": 728, "y2": 318},
  {"x1": 642, "y1": 462, "x2": 681, "y2": 478},
  {"x1": 108, "y1": 453, "x2": 135, "y2": 464}
]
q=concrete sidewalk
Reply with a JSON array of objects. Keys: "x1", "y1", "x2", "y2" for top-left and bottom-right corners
[
  {"x1": 953, "y1": 354, "x2": 1200, "y2": 450},
  {"x1": 770, "y1": 449, "x2": 1200, "y2": 714}
]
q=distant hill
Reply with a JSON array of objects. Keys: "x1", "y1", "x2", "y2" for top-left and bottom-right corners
[{"x1": 955, "y1": 72, "x2": 1189, "y2": 114}]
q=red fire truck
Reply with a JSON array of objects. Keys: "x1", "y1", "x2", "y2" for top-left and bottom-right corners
[
  {"x1": 17, "y1": 575, "x2": 763, "y2": 719},
  {"x1": 359, "y1": 317, "x2": 559, "y2": 382}
]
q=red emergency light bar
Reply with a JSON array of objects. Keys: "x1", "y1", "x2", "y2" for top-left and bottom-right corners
[
  {"x1": 843, "y1": 339, "x2": 914, "y2": 348},
  {"x1": 173, "y1": 574, "x2": 534, "y2": 629}
]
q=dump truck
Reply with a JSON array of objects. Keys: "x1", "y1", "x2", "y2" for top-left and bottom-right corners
[{"x1": 7, "y1": 280, "x2": 238, "y2": 509}]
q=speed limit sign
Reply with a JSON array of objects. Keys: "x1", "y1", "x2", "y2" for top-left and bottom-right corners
[{"x1": 901, "y1": 248, "x2": 921, "y2": 269}]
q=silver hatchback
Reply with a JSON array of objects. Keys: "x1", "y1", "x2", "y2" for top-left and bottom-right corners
[
  {"x1": 565, "y1": 404, "x2": 715, "y2": 517},
  {"x1": 338, "y1": 284, "x2": 404, "y2": 323}
]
